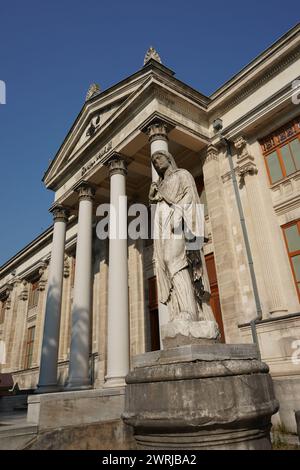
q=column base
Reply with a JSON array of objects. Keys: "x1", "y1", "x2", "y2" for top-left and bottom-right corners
[
  {"x1": 65, "y1": 378, "x2": 92, "y2": 391},
  {"x1": 104, "y1": 376, "x2": 126, "y2": 388},
  {"x1": 35, "y1": 383, "x2": 63, "y2": 394}
]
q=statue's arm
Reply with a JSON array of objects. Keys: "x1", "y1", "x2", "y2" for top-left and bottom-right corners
[{"x1": 149, "y1": 182, "x2": 162, "y2": 203}]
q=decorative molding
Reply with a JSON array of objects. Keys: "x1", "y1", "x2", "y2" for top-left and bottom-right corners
[
  {"x1": 86, "y1": 114, "x2": 101, "y2": 138},
  {"x1": 0, "y1": 284, "x2": 13, "y2": 308},
  {"x1": 19, "y1": 260, "x2": 48, "y2": 282},
  {"x1": 20, "y1": 280, "x2": 29, "y2": 301},
  {"x1": 273, "y1": 193, "x2": 300, "y2": 216},
  {"x1": 144, "y1": 47, "x2": 162, "y2": 65},
  {"x1": 106, "y1": 154, "x2": 127, "y2": 177},
  {"x1": 234, "y1": 136, "x2": 248, "y2": 155},
  {"x1": 215, "y1": 47, "x2": 300, "y2": 114},
  {"x1": 63, "y1": 255, "x2": 70, "y2": 278},
  {"x1": 234, "y1": 136, "x2": 258, "y2": 184},
  {"x1": 204, "y1": 145, "x2": 219, "y2": 164},
  {"x1": 85, "y1": 83, "x2": 101, "y2": 101},
  {"x1": 38, "y1": 263, "x2": 48, "y2": 291},
  {"x1": 260, "y1": 116, "x2": 300, "y2": 154}
]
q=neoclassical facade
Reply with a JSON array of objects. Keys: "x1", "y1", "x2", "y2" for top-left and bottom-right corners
[{"x1": 1, "y1": 25, "x2": 300, "y2": 433}]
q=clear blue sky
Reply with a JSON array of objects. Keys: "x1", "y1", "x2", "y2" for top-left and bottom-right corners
[{"x1": 0, "y1": 0, "x2": 298, "y2": 266}]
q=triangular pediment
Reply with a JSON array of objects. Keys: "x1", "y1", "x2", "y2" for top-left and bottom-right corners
[
  {"x1": 43, "y1": 60, "x2": 210, "y2": 190},
  {"x1": 43, "y1": 72, "x2": 153, "y2": 188}
]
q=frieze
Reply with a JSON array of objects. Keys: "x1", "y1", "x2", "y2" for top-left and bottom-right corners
[
  {"x1": 217, "y1": 48, "x2": 300, "y2": 114},
  {"x1": 154, "y1": 89, "x2": 202, "y2": 122},
  {"x1": 81, "y1": 141, "x2": 113, "y2": 176}
]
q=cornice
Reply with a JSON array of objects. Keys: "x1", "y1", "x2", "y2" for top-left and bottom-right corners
[
  {"x1": 273, "y1": 193, "x2": 300, "y2": 216},
  {"x1": 218, "y1": 82, "x2": 298, "y2": 140},
  {"x1": 0, "y1": 217, "x2": 78, "y2": 279},
  {"x1": 209, "y1": 23, "x2": 300, "y2": 105},
  {"x1": 217, "y1": 47, "x2": 300, "y2": 115}
]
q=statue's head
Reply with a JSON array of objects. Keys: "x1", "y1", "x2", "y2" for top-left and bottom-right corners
[{"x1": 151, "y1": 150, "x2": 177, "y2": 176}]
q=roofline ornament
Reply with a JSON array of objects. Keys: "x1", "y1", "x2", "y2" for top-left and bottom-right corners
[
  {"x1": 144, "y1": 47, "x2": 162, "y2": 66},
  {"x1": 86, "y1": 83, "x2": 101, "y2": 101}
]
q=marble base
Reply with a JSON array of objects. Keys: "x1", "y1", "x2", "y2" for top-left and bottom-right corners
[
  {"x1": 123, "y1": 344, "x2": 279, "y2": 450},
  {"x1": 27, "y1": 387, "x2": 126, "y2": 431},
  {"x1": 161, "y1": 319, "x2": 220, "y2": 348}
]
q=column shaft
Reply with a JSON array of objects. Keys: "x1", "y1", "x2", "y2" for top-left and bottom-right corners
[
  {"x1": 105, "y1": 156, "x2": 129, "y2": 387},
  {"x1": 37, "y1": 206, "x2": 68, "y2": 393},
  {"x1": 67, "y1": 184, "x2": 95, "y2": 390}
]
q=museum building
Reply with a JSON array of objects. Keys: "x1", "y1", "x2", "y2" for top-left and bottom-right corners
[{"x1": 1, "y1": 23, "x2": 300, "y2": 435}]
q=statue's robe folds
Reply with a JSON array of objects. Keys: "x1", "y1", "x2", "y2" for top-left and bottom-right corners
[{"x1": 152, "y1": 168, "x2": 215, "y2": 323}]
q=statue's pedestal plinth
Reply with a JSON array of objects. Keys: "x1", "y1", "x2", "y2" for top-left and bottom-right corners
[{"x1": 122, "y1": 344, "x2": 279, "y2": 450}]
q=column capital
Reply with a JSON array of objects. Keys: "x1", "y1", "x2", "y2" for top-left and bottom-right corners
[
  {"x1": 205, "y1": 144, "x2": 219, "y2": 163},
  {"x1": 74, "y1": 181, "x2": 96, "y2": 202},
  {"x1": 106, "y1": 153, "x2": 128, "y2": 177},
  {"x1": 145, "y1": 119, "x2": 170, "y2": 144},
  {"x1": 50, "y1": 205, "x2": 70, "y2": 223}
]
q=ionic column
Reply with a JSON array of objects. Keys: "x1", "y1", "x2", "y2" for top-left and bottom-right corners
[
  {"x1": 147, "y1": 121, "x2": 170, "y2": 346},
  {"x1": 36, "y1": 206, "x2": 69, "y2": 393},
  {"x1": 67, "y1": 183, "x2": 95, "y2": 390},
  {"x1": 105, "y1": 154, "x2": 129, "y2": 388}
]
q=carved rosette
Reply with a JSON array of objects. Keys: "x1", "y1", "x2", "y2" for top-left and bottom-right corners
[
  {"x1": 51, "y1": 205, "x2": 70, "y2": 223},
  {"x1": 107, "y1": 154, "x2": 127, "y2": 177},
  {"x1": 234, "y1": 136, "x2": 258, "y2": 181},
  {"x1": 76, "y1": 182, "x2": 96, "y2": 202}
]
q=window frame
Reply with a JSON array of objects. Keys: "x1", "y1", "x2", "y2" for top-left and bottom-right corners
[
  {"x1": 28, "y1": 278, "x2": 40, "y2": 310},
  {"x1": 282, "y1": 219, "x2": 300, "y2": 301},
  {"x1": 24, "y1": 326, "x2": 35, "y2": 369},
  {"x1": 260, "y1": 117, "x2": 300, "y2": 185}
]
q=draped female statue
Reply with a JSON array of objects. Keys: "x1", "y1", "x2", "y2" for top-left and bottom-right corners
[{"x1": 149, "y1": 150, "x2": 220, "y2": 347}]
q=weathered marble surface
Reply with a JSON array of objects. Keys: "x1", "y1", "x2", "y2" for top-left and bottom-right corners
[{"x1": 123, "y1": 344, "x2": 279, "y2": 450}]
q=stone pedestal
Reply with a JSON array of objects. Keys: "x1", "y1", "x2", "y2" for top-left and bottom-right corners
[{"x1": 123, "y1": 344, "x2": 279, "y2": 450}]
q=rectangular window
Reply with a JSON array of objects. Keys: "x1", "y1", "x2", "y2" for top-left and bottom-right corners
[
  {"x1": 28, "y1": 280, "x2": 39, "y2": 309},
  {"x1": 282, "y1": 220, "x2": 300, "y2": 300},
  {"x1": 260, "y1": 116, "x2": 300, "y2": 185},
  {"x1": 24, "y1": 326, "x2": 35, "y2": 369},
  {"x1": 0, "y1": 299, "x2": 7, "y2": 325}
]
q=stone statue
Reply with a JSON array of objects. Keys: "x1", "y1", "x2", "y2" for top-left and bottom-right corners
[{"x1": 149, "y1": 150, "x2": 220, "y2": 347}]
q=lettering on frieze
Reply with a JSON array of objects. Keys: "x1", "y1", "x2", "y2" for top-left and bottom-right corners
[{"x1": 81, "y1": 141, "x2": 113, "y2": 176}]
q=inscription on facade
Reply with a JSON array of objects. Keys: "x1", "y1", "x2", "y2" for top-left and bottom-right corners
[{"x1": 81, "y1": 141, "x2": 113, "y2": 176}]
